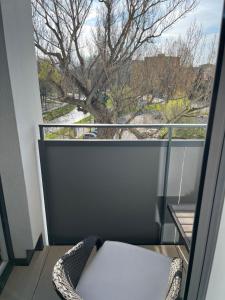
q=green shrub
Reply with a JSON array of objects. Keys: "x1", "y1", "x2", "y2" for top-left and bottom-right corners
[{"x1": 43, "y1": 104, "x2": 75, "y2": 122}]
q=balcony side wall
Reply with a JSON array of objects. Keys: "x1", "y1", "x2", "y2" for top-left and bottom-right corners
[
  {"x1": 163, "y1": 141, "x2": 204, "y2": 242},
  {"x1": 0, "y1": 0, "x2": 44, "y2": 258}
]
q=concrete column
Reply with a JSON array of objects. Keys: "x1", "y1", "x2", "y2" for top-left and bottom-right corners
[{"x1": 0, "y1": 0, "x2": 44, "y2": 258}]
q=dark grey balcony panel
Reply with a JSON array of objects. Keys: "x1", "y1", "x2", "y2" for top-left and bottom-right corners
[
  {"x1": 39, "y1": 140, "x2": 204, "y2": 245},
  {"x1": 40, "y1": 140, "x2": 168, "y2": 245}
]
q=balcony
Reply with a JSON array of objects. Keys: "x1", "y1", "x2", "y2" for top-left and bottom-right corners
[
  {"x1": 1, "y1": 0, "x2": 225, "y2": 299},
  {"x1": 1, "y1": 123, "x2": 206, "y2": 299}
]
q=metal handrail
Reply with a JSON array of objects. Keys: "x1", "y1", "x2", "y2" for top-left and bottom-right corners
[{"x1": 39, "y1": 123, "x2": 207, "y2": 140}]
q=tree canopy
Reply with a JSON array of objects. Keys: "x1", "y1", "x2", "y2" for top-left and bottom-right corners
[{"x1": 32, "y1": 0, "x2": 215, "y2": 138}]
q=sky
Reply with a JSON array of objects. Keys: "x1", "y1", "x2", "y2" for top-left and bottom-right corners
[
  {"x1": 163, "y1": 0, "x2": 223, "y2": 38},
  {"x1": 86, "y1": 0, "x2": 224, "y2": 36},
  {"x1": 83, "y1": 0, "x2": 224, "y2": 64},
  {"x1": 158, "y1": 0, "x2": 224, "y2": 64}
]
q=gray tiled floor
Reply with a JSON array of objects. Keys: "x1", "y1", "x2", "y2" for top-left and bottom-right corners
[{"x1": 0, "y1": 245, "x2": 187, "y2": 300}]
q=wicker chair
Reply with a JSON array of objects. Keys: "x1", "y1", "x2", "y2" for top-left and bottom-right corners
[{"x1": 53, "y1": 236, "x2": 183, "y2": 300}]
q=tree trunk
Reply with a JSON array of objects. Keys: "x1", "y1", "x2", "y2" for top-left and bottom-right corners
[
  {"x1": 96, "y1": 127, "x2": 117, "y2": 139},
  {"x1": 88, "y1": 101, "x2": 118, "y2": 139}
]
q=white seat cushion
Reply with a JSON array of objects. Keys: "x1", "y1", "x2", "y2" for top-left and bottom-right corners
[{"x1": 77, "y1": 241, "x2": 171, "y2": 300}]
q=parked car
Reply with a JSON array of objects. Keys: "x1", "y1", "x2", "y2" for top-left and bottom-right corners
[
  {"x1": 92, "y1": 128, "x2": 98, "y2": 135},
  {"x1": 83, "y1": 133, "x2": 97, "y2": 139}
]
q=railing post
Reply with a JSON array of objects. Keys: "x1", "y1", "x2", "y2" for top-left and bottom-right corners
[{"x1": 161, "y1": 126, "x2": 173, "y2": 243}]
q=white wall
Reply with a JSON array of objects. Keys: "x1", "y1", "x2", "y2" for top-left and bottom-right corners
[
  {"x1": 205, "y1": 196, "x2": 225, "y2": 300},
  {"x1": 0, "y1": 0, "x2": 44, "y2": 257}
]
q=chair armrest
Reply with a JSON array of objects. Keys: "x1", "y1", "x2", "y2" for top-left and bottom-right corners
[{"x1": 53, "y1": 236, "x2": 103, "y2": 300}]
